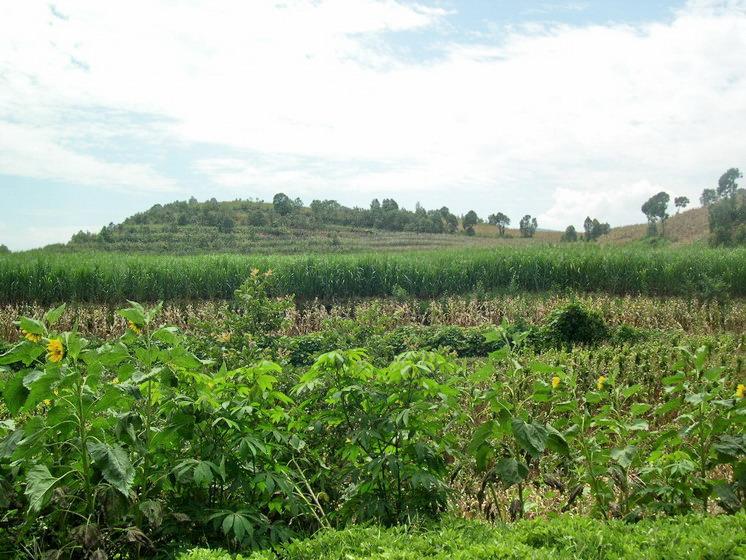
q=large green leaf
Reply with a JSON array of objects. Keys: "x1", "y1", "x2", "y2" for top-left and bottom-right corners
[
  {"x1": 0, "y1": 342, "x2": 45, "y2": 367},
  {"x1": 610, "y1": 446, "x2": 637, "y2": 469},
  {"x1": 3, "y1": 370, "x2": 29, "y2": 414},
  {"x1": 19, "y1": 317, "x2": 45, "y2": 336},
  {"x1": 25, "y1": 465, "x2": 70, "y2": 513},
  {"x1": 87, "y1": 442, "x2": 135, "y2": 498},
  {"x1": 511, "y1": 419, "x2": 548, "y2": 458},
  {"x1": 23, "y1": 369, "x2": 59, "y2": 412},
  {"x1": 545, "y1": 425, "x2": 570, "y2": 456},
  {"x1": 43, "y1": 304, "x2": 66, "y2": 326},
  {"x1": 494, "y1": 457, "x2": 528, "y2": 487}
]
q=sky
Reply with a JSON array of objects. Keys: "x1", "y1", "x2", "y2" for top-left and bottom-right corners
[{"x1": 1, "y1": 0, "x2": 745, "y2": 251}]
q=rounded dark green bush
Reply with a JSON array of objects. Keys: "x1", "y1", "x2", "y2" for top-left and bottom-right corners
[{"x1": 541, "y1": 302, "x2": 608, "y2": 347}]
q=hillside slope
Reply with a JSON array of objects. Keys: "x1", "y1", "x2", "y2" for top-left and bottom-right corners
[
  {"x1": 56, "y1": 196, "x2": 714, "y2": 254},
  {"x1": 601, "y1": 206, "x2": 709, "y2": 245},
  {"x1": 60, "y1": 197, "x2": 564, "y2": 254}
]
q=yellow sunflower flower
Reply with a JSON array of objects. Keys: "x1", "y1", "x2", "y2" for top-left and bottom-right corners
[
  {"x1": 22, "y1": 329, "x2": 41, "y2": 343},
  {"x1": 217, "y1": 331, "x2": 232, "y2": 343},
  {"x1": 46, "y1": 338, "x2": 64, "y2": 363},
  {"x1": 128, "y1": 321, "x2": 142, "y2": 334},
  {"x1": 737, "y1": 384, "x2": 745, "y2": 399},
  {"x1": 551, "y1": 376, "x2": 561, "y2": 390},
  {"x1": 596, "y1": 375, "x2": 607, "y2": 391}
]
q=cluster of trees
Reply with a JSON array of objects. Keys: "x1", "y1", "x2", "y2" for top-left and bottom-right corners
[
  {"x1": 0, "y1": 244, "x2": 9, "y2": 254},
  {"x1": 117, "y1": 193, "x2": 542, "y2": 239},
  {"x1": 701, "y1": 168, "x2": 745, "y2": 246},
  {"x1": 100, "y1": 195, "x2": 482, "y2": 239},
  {"x1": 560, "y1": 217, "x2": 611, "y2": 242},
  {"x1": 641, "y1": 191, "x2": 672, "y2": 237},
  {"x1": 639, "y1": 168, "x2": 744, "y2": 246},
  {"x1": 307, "y1": 197, "x2": 463, "y2": 234}
]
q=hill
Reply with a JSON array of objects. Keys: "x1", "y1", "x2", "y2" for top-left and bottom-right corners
[
  {"x1": 54, "y1": 194, "x2": 719, "y2": 255},
  {"x1": 61, "y1": 197, "x2": 562, "y2": 254},
  {"x1": 601, "y1": 205, "x2": 710, "y2": 246}
]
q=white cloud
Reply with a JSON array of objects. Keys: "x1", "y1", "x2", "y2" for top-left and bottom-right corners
[
  {"x1": 539, "y1": 180, "x2": 666, "y2": 229},
  {"x1": 1, "y1": 0, "x2": 745, "y2": 228},
  {"x1": 0, "y1": 223, "x2": 99, "y2": 252},
  {"x1": 0, "y1": 122, "x2": 177, "y2": 193}
]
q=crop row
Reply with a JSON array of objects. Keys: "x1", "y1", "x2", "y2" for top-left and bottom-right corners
[
  {"x1": 2, "y1": 293, "x2": 744, "y2": 342},
  {"x1": 1, "y1": 244, "x2": 745, "y2": 303}
]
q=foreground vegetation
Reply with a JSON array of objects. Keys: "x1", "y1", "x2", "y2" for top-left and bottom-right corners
[
  {"x1": 1, "y1": 244, "x2": 745, "y2": 304},
  {"x1": 1, "y1": 278, "x2": 743, "y2": 557},
  {"x1": 180, "y1": 514, "x2": 746, "y2": 560},
  {"x1": 2, "y1": 292, "x2": 745, "y2": 344}
]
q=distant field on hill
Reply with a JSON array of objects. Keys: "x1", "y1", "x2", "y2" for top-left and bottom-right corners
[
  {"x1": 1, "y1": 244, "x2": 744, "y2": 303},
  {"x1": 61, "y1": 223, "x2": 560, "y2": 254},
  {"x1": 48, "y1": 194, "x2": 716, "y2": 255},
  {"x1": 602, "y1": 205, "x2": 710, "y2": 245}
]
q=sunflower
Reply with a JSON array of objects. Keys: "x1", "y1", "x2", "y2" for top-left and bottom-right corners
[
  {"x1": 128, "y1": 321, "x2": 142, "y2": 334},
  {"x1": 46, "y1": 339, "x2": 64, "y2": 363},
  {"x1": 737, "y1": 384, "x2": 745, "y2": 399},
  {"x1": 596, "y1": 375, "x2": 607, "y2": 391},
  {"x1": 21, "y1": 329, "x2": 41, "y2": 343},
  {"x1": 551, "y1": 376, "x2": 561, "y2": 390}
]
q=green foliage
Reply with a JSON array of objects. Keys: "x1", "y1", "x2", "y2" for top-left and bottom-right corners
[
  {"x1": 642, "y1": 192, "x2": 670, "y2": 237},
  {"x1": 560, "y1": 225, "x2": 577, "y2": 242},
  {"x1": 488, "y1": 212, "x2": 510, "y2": 237},
  {"x1": 3, "y1": 244, "x2": 746, "y2": 304},
  {"x1": 0, "y1": 302, "x2": 309, "y2": 556},
  {"x1": 1, "y1": 300, "x2": 745, "y2": 557},
  {"x1": 541, "y1": 302, "x2": 609, "y2": 347},
  {"x1": 181, "y1": 514, "x2": 746, "y2": 560},
  {"x1": 582, "y1": 217, "x2": 611, "y2": 241},
  {"x1": 293, "y1": 349, "x2": 460, "y2": 524},
  {"x1": 519, "y1": 215, "x2": 537, "y2": 238},
  {"x1": 462, "y1": 211, "x2": 478, "y2": 236},
  {"x1": 707, "y1": 189, "x2": 746, "y2": 246}
]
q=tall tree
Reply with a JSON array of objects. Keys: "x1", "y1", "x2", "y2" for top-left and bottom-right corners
[
  {"x1": 462, "y1": 210, "x2": 479, "y2": 236},
  {"x1": 488, "y1": 212, "x2": 510, "y2": 237},
  {"x1": 641, "y1": 192, "x2": 670, "y2": 237},
  {"x1": 674, "y1": 196, "x2": 690, "y2": 213},
  {"x1": 700, "y1": 188, "x2": 718, "y2": 207},
  {"x1": 717, "y1": 168, "x2": 742, "y2": 201},
  {"x1": 519, "y1": 215, "x2": 537, "y2": 238},
  {"x1": 583, "y1": 216, "x2": 593, "y2": 241},
  {"x1": 272, "y1": 193, "x2": 294, "y2": 216},
  {"x1": 561, "y1": 225, "x2": 577, "y2": 242}
]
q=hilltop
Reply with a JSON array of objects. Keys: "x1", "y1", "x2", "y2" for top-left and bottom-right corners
[
  {"x1": 60, "y1": 196, "x2": 561, "y2": 254},
  {"x1": 52, "y1": 194, "x2": 716, "y2": 255}
]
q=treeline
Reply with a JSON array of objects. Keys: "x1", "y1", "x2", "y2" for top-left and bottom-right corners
[
  {"x1": 639, "y1": 168, "x2": 745, "y2": 246},
  {"x1": 701, "y1": 168, "x2": 745, "y2": 246},
  {"x1": 115, "y1": 195, "x2": 465, "y2": 235},
  {"x1": 70, "y1": 194, "x2": 544, "y2": 245}
]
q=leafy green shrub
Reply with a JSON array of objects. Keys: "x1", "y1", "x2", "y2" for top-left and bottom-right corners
[
  {"x1": 541, "y1": 302, "x2": 608, "y2": 347},
  {"x1": 0, "y1": 302, "x2": 309, "y2": 556},
  {"x1": 180, "y1": 513, "x2": 746, "y2": 560},
  {"x1": 292, "y1": 350, "x2": 461, "y2": 525}
]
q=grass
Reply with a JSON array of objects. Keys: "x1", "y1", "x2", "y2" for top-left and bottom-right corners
[
  {"x1": 1, "y1": 244, "x2": 744, "y2": 304},
  {"x1": 178, "y1": 513, "x2": 746, "y2": 559}
]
